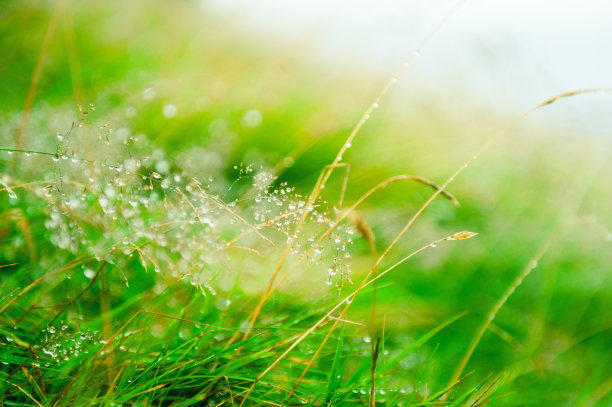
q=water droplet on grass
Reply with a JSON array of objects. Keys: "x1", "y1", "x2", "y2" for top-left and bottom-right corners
[
  {"x1": 242, "y1": 109, "x2": 263, "y2": 127},
  {"x1": 142, "y1": 87, "x2": 156, "y2": 100},
  {"x1": 162, "y1": 104, "x2": 179, "y2": 118}
]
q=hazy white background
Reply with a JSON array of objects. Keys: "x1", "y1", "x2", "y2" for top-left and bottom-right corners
[{"x1": 202, "y1": 0, "x2": 612, "y2": 134}]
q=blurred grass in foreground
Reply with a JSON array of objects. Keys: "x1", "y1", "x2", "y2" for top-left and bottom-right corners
[{"x1": 1, "y1": 1, "x2": 612, "y2": 406}]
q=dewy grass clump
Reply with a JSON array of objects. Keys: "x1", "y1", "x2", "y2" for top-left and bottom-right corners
[
  {"x1": 0, "y1": 100, "x2": 480, "y2": 405},
  {"x1": 2, "y1": 1, "x2": 612, "y2": 406},
  {"x1": 2, "y1": 91, "x2": 609, "y2": 405},
  {"x1": 1, "y1": 106, "x2": 356, "y2": 296}
]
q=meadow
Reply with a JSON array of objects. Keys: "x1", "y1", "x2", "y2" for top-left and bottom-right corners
[{"x1": 1, "y1": 1, "x2": 612, "y2": 406}]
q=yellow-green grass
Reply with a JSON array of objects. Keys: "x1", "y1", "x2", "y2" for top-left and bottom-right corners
[{"x1": 1, "y1": 1, "x2": 612, "y2": 406}]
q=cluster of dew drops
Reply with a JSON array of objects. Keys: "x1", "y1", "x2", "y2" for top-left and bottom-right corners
[
  {"x1": 251, "y1": 172, "x2": 356, "y2": 288},
  {"x1": 38, "y1": 323, "x2": 99, "y2": 365},
  {"x1": 2, "y1": 105, "x2": 356, "y2": 292}
]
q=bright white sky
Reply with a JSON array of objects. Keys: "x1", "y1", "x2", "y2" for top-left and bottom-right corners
[{"x1": 202, "y1": 0, "x2": 612, "y2": 133}]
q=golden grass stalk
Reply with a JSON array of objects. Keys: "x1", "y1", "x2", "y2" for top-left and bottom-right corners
[{"x1": 237, "y1": 0, "x2": 469, "y2": 346}]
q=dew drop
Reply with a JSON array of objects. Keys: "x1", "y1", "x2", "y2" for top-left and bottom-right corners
[
  {"x1": 204, "y1": 282, "x2": 217, "y2": 296},
  {"x1": 242, "y1": 109, "x2": 263, "y2": 127},
  {"x1": 142, "y1": 87, "x2": 156, "y2": 100},
  {"x1": 162, "y1": 104, "x2": 179, "y2": 119}
]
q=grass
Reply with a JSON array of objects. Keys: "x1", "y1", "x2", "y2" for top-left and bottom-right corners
[{"x1": 2, "y1": 0, "x2": 612, "y2": 406}]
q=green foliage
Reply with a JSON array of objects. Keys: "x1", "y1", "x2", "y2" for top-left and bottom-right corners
[{"x1": 2, "y1": 1, "x2": 612, "y2": 406}]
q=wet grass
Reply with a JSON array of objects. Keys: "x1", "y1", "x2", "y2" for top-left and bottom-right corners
[{"x1": 2, "y1": 1, "x2": 612, "y2": 406}]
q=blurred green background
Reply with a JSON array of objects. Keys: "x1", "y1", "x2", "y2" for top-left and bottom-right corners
[{"x1": 1, "y1": 0, "x2": 612, "y2": 405}]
